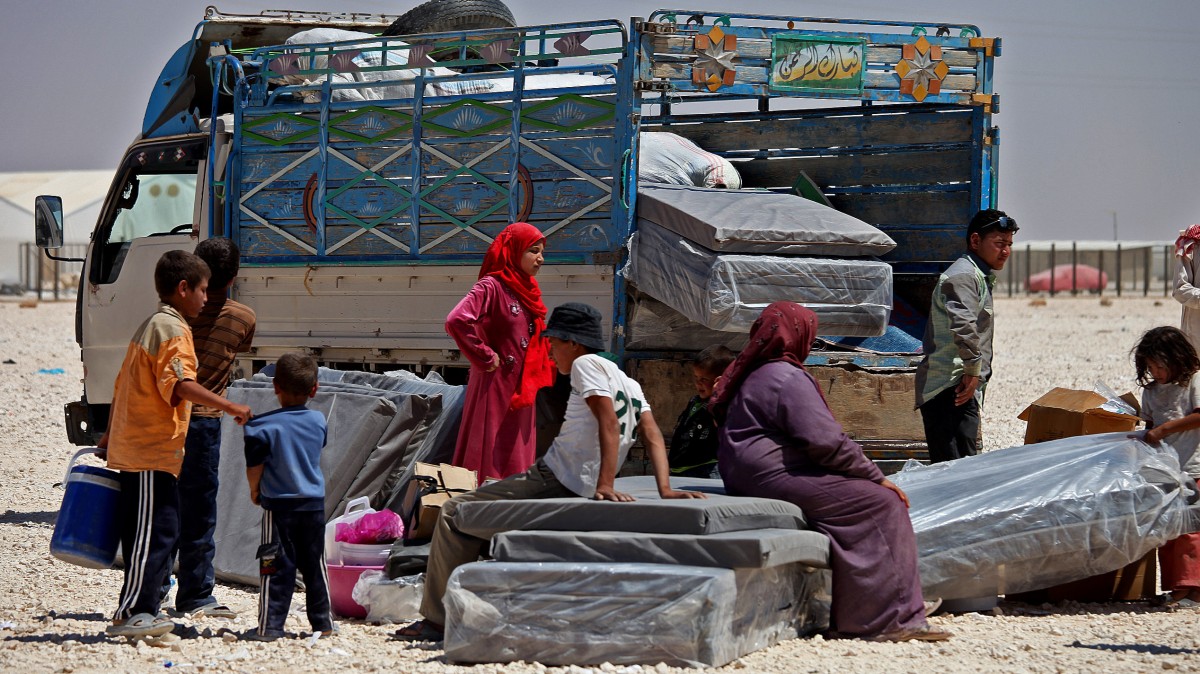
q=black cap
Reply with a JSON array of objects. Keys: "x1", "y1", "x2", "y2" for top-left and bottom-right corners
[
  {"x1": 542, "y1": 303, "x2": 606, "y2": 351},
  {"x1": 968, "y1": 209, "x2": 1019, "y2": 237}
]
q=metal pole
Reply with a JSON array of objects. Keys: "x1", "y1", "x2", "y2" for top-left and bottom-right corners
[
  {"x1": 1049, "y1": 243, "x2": 1057, "y2": 296},
  {"x1": 19, "y1": 243, "x2": 27, "y2": 294},
  {"x1": 1071, "y1": 242, "x2": 1078, "y2": 296},
  {"x1": 1117, "y1": 243, "x2": 1123, "y2": 297},
  {"x1": 1165, "y1": 244, "x2": 1172, "y2": 297},
  {"x1": 1144, "y1": 246, "x2": 1151, "y2": 297},
  {"x1": 1098, "y1": 248, "x2": 1105, "y2": 296},
  {"x1": 36, "y1": 248, "x2": 43, "y2": 301},
  {"x1": 1025, "y1": 243, "x2": 1032, "y2": 295}
]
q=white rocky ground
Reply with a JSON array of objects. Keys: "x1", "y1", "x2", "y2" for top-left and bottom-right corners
[{"x1": 2, "y1": 296, "x2": 1198, "y2": 674}]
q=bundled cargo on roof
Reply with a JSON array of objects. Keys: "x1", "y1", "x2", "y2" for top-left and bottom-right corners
[{"x1": 637, "y1": 132, "x2": 743, "y2": 189}]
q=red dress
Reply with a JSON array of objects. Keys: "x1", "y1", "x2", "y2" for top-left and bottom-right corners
[{"x1": 445, "y1": 275, "x2": 537, "y2": 482}]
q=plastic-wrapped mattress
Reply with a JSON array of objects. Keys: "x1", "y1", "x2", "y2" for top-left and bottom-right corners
[
  {"x1": 444, "y1": 561, "x2": 827, "y2": 667},
  {"x1": 626, "y1": 218, "x2": 892, "y2": 335},
  {"x1": 637, "y1": 183, "x2": 895, "y2": 256},
  {"x1": 892, "y1": 433, "x2": 1200, "y2": 600}
]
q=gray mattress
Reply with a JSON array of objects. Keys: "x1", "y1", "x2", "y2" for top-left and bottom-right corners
[
  {"x1": 213, "y1": 384, "x2": 432, "y2": 585},
  {"x1": 491, "y1": 527, "x2": 830, "y2": 569},
  {"x1": 452, "y1": 475, "x2": 807, "y2": 540},
  {"x1": 444, "y1": 561, "x2": 828, "y2": 667},
  {"x1": 626, "y1": 218, "x2": 892, "y2": 335},
  {"x1": 637, "y1": 183, "x2": 896, "y2": 256}
]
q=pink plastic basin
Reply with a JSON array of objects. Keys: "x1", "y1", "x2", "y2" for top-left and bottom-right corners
[{"x1": 327, "y1": 563, "x2": 384, "y2": 619}]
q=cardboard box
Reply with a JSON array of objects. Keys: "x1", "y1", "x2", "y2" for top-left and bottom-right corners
[
  {"x1": 1017, "y1": 388, "x2": 1140, "y2": 445},
  {"x1": 1008, "y1": 551, "x2": 1157, "y2": 603},
  {"x1": 400, "y1": 463, "x2": 477, "y2": 541}
]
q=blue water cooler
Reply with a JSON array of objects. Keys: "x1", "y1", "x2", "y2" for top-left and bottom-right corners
[{"x1": 50, "y1": 448, "x2": 121, "y2": 569}]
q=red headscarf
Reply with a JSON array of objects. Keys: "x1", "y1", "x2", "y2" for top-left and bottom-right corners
[
  {"x1": 709, "y1": 302, "x2": 821, "y2": 422},
  {"x1": 479, "y1": 222, "x2": 554, "y2": 409},
  {"x1": 1176, "y1": 225, "x2": 1200, "y2": 258}
]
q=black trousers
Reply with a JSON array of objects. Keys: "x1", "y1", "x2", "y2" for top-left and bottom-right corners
[
  {"x1": 258, "y1": 509, "x2": 332, "y2": 634},
  {"x1": 115, "y1": 470, "x2": 180, "y2": 621},
  {"x1": 919, "y1": 386, "x2": 981, "y2": 464}
]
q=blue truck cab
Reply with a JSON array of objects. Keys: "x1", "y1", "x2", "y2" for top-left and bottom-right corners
[{"x1": 35, "y1": 6, "x2": 999, "y2": 468}]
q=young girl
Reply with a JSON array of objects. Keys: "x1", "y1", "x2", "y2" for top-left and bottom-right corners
[
  {"x1": 445, "y1": 222, "x2": 555, "y2": 483},
  {"x1": 1133, "y1": 325, "x2": 1200, "y2": 608}
]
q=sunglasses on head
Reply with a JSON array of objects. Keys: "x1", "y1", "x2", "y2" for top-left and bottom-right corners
[{"x1": 979, "y1": 215, "x2": 1019, "y2": 233}]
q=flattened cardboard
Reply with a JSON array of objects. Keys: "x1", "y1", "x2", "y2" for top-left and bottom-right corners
[{"x1": 1017, "y1": 388, "x2": 1140, "y2": 445}]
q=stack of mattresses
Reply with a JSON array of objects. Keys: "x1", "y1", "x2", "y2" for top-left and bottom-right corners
[
  {"x1": 441, "y1": 476, "x2": 831, "y2": 667},
  {"x1": 627, "y1": 184, "x2": 896, "y2": 338},
  {"x1": 213, "y1": 367, "x2": 463, "y2": 585},
  {"x1": 892, "y1": 433, "x2": 1200, "y2": 601}
]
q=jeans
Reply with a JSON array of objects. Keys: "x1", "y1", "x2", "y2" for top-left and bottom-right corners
[
  {"x1": 419, "y1": 459, "x2": 573, "y2": 625},
  {"x1": 166, "y1": 416, "x2": 223, "y2": 611}
]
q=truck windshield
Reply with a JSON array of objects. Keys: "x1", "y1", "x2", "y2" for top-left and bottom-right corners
[{"x1": 109, "y1": 174, "x2": 197, "y2": 242}]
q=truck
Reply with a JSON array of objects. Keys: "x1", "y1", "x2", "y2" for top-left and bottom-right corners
[{"x1": 36, "y1": 4, "x2": 1000, "y2": 471}]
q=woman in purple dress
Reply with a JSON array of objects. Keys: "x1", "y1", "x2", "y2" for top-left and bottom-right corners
[
  {"x1": 709, "y1": 302, "x2": 950, "y2": 642},
  {"x1": 445, "y1": 222, "x2": 555, "y2": 483}
]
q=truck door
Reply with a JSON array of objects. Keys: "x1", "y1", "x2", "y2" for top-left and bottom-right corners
[{"x1": 81, "y1": 136, "x2": 208, "y2": 413}]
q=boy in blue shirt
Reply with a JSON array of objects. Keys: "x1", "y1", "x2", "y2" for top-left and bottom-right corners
[{"x1": 243, "y1": 353, "x2": 333, "y2": 641}]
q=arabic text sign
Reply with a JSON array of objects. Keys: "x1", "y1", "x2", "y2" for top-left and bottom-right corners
[{"x1": 771, "y1": 35, "x2": 865, "y2": 94}]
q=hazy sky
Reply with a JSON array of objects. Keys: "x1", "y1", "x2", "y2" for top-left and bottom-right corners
[{"x1": 2, "y1": 0, "x2": 1198, "y2": 241}]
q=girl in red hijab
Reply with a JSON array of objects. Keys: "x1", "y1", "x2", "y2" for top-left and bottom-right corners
[
  {"x1": 445, "y1": 223, "x2": 555, "y2": 482},
  {"x1": 711, "y1": 302, "x2": 951, "y2": 642}
]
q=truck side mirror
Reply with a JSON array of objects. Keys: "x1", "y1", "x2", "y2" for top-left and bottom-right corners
[{"x1": 34, "y1": 195, "x2": 64, "y2": 249}]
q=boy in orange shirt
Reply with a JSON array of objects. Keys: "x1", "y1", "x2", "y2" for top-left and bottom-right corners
[{"x1": 98, "y1": 250, "x2": 251, "y2": 638}]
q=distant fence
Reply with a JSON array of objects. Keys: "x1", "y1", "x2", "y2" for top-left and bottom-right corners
[
  {"x1": 18, "y1": 242, "x2": 87, "y2": 300},
  {"x1": 1002, "y1": 243, "x2": 1174, "y2": 298},
  {"x1": 15, "y1": 240, "x2": 1178, "y2": 301}
]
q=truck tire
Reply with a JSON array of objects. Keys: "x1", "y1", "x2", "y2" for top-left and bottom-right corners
[{"x1": 382, "y1": 0, "x2": 517, "y2": 37}]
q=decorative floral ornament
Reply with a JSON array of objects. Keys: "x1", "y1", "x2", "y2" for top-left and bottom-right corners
[
  {"x1": 480, "y1": 39, "x2": 514, "y2": 64},
  {"x1": 554, "y1": 32, "x2": 592, "y2": 57},
  {"x1": 896, "y1": 36, "x2": 949, "y2": 102},
  {"x1": 692, "y1": 24, "x2": 737, "y2": 92},
  {"x1": 269, "y1": 53, "x2": 302, "y2": 76}
]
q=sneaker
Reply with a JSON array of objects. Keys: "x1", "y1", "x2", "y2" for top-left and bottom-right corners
[{"x1": 106, "y1": 613, "x2": 176, "y2": 638}]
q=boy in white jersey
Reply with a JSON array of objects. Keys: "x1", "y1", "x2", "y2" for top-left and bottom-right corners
[{"x1": 397, "y1": 302, "x2": 706, "y2": 640}]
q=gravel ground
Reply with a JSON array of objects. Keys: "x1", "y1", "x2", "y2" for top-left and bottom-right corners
[{"x1": 2, "y1": 296, "x2": 1199, "y2": 674}]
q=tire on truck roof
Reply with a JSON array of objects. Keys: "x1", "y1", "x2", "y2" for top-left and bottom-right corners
[{"x1": 382, "y1": 0, "x2": 517, "y2": 36}]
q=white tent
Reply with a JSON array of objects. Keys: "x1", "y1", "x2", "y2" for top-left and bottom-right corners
[{"x1": 0, "y1": 170, "x2": 112, "y2": 285}]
